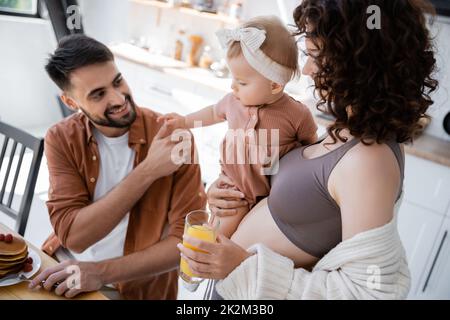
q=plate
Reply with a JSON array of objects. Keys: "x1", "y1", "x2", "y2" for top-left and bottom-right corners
[{"x1": 0, "y1": 248, "x2": 41, "y2": 287}]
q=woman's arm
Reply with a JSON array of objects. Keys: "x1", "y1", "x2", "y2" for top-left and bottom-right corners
[{"x1": 329, "y1": 142, "x2": 400, "y2": 240}]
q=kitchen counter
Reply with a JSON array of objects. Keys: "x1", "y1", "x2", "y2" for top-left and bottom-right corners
[
  {"x1": 314, "y1": 115, "x2": 450, "y2": 168},
  {"x1": 110, "y1": 43, "x2": 450, "y2": 168},
  {"x1": 406, "y1": 133, "x2": 450, "y2": 167}
]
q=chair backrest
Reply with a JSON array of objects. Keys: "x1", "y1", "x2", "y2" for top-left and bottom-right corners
[{"x1": 0, "y1": 121, "x2": 44, "y2": 236}]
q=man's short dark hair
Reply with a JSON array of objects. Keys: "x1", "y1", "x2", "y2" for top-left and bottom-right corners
[{"x1": 45, "y1": 34, "x2": 114, "y2": 90}]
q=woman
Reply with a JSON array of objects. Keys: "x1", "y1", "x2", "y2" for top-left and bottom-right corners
[{"x1": 178, "y1": 0, "x2": 437, "y2": 299}]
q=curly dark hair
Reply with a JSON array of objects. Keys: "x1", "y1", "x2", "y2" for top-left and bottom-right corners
[{"x1": 293, "y1": 0, "x2": 438, "y2": 144}]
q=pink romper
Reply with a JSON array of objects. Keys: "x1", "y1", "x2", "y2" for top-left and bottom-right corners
[{"x1": 214, "y1": 93, "x2": 318, "y2": 208}]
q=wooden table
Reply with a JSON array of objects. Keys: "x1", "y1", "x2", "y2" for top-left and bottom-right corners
[{"x1": 0, "y1": 223, "x2": 108, "y2": 300}]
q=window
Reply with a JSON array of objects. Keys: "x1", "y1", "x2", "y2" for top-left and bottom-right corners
[{"x1": 0, "y1": 0, "x2": 39, "y2": 17}]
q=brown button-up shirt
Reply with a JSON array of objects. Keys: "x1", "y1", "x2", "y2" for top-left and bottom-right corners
[{"x1": 42, "y1": 106, "x2": 206, "y2": 299}]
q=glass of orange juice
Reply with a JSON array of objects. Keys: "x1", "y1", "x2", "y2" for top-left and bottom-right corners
[{"x1": 179, "y1": 210, "x2": 219, "y2": 292}]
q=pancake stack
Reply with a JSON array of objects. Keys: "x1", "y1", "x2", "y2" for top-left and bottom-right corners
[{"x1": 0, "y1": 234, "x2": 29, "y2": 279}]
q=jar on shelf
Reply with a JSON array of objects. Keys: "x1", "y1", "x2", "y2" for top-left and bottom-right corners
[
  {"x1": 229, "y1": 0, "x2": 243, "y2": 20},
  {"x1": 199, "y1": 45, "x2": 213, "y2": 69},
  {"x1": 174, "y1": 29, "x2": 187, "y2": 61},
  {"x1": 188, "y1": 34, "x2": 204, "y2": 66}
]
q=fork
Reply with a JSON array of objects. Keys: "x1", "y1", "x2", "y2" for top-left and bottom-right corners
[
  {"x1": 19, "y1": 274, "x2": 61, "y2": 289},
  {"x1": 1, "y1": 272, "x2": 26, "y2": 283},
  {"x1": 2, "y1": 273, "x2": 60, "y2": 289},
  {"x1": 18, "y1": 273, "x2": 35, "y2": 284}
]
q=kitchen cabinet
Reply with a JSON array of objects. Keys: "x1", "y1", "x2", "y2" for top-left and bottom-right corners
[
  {"x1": 397, "y1": 154, "x2": 450, "y2": 299},
  {"x1": 397, "y1": 201, "x2": 444, "y2": 298},
  {"x1": 414, "y1": 217, "x2": 450, "y2": 299},
  {"x1": 403, "y1": 154, "x2": 450, "y2": 215}
]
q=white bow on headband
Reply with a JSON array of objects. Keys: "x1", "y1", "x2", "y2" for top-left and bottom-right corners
[
  {"x1": 217, "y1": 27, "x2": 267, "y2": 53},
  {"x1": 216, "y1": 27, "x2": 294, "y2": 85}
]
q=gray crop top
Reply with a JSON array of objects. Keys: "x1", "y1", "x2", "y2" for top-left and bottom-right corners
[{"x1": 267, "y1": 137, "x2": 404, "y2": 258}]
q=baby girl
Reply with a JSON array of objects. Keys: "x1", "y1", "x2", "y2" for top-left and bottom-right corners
[{"x1": 158, "y1": 16, "x2": 318, "y2": 236}]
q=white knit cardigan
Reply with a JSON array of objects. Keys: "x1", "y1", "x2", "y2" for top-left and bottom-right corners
[{"x1": 216, "y1": 205, "x2": 411, "y2": 300}]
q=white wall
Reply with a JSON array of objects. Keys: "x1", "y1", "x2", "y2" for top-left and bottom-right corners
[
  {"x1": 427, "y1": 15, "x2": 450, "y2": 141},
  {"x1": 242, "y1": 0, "x2": 299, "y2": 24},
  {"x1": 0, "y1": 15, "x2": 61, "y2": 137},
  {"x1": 78, "y1": 0, "x2": 130, "y2": 45}
]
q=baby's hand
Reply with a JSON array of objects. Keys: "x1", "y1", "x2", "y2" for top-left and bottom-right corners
[{"x1": 156, "y1": 112, "x2": 186, "y2": 129}]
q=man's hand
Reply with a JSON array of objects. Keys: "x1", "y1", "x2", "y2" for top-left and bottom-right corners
[
  {"x1": 157, "y1": 113, "x2": 187, "y2": 129},
  {"x1": 28, "y1": 259, "x2": 105, "y2": 298},
  {"x1": 58, "y1": 123, "x2": 187, "y2": 253},
  {"x1": 141, "y1": 122, "x2": 189, "y2": 180}
]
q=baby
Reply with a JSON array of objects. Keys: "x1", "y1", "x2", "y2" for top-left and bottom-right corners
[{"x1": 158, "y1": 16, "x2": 318, "y2": 237}]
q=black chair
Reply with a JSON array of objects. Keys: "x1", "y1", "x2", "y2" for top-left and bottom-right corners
[{"x1": 0, "y1": 121, "x2": 44, "y2": 236}]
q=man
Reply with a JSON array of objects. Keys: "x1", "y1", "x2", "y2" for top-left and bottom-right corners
[{"x1": 30, "y1": 34, "x2": 206, "y2": 299}]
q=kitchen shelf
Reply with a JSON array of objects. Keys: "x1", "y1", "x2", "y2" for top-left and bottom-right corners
[
  {"x1": 178, "y1": 6, "x2": 240, "y2": 25},
  {"x1": 131, "y1": 0, "x2": 173, "y2": 9},
  {"x1": 130, "y1": 0, "x2": 240, "y2": 25}
]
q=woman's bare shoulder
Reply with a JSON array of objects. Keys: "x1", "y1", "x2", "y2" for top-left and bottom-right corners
[
  {"x1": 330, "y1": 140, "x2": 402, "y2": 240},
  {"x1": 346, "y1": 141, "x2": 401, "y2": 172}
]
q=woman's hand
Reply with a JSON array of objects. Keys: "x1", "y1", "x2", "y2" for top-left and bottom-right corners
[
  {"x1": 177, "y1": 234, "x2": 253, "y2": 280},
  {"x1": 207, "y1": 175, "x2": 248, "y2": 217}
]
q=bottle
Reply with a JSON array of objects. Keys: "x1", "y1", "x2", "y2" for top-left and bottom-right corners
[
  {"x1": 199, "y1": 45, "x2": 213, "y2": 69},
  {"x1": 174, "y1": 29, "x2": 187, "y2": 61},
  {"x1": 229, "y1": 0, "x2": 243, "y2": 20},
  {"x1": 188, "y1": 34, "x2": 204, "y2": 66}
]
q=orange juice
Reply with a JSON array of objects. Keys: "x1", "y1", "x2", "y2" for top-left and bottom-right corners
[
  {"x1": 179, "y1": 210, "x2": 219, "y2": 291},
  {"x1": 180, "y1": 224, "x2": 216, "y2": 280}
]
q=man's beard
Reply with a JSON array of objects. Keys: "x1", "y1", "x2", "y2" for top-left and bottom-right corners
[{"x1": 80, "y1": 94, "x2": 137, "y2": 128}]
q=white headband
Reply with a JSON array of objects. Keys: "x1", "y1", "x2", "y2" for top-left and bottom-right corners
[{"x1": 216, "y1": 27, "x2": 294, "y2": 85}]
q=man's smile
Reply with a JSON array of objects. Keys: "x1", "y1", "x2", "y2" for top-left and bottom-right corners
[{"x1": 107, "y1": 101, "x2": 130, "y2": 117}]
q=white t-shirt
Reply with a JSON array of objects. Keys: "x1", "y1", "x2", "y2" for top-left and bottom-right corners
[{"x1": 70, "y1": 129, "x2": 135, "y2": 262}]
